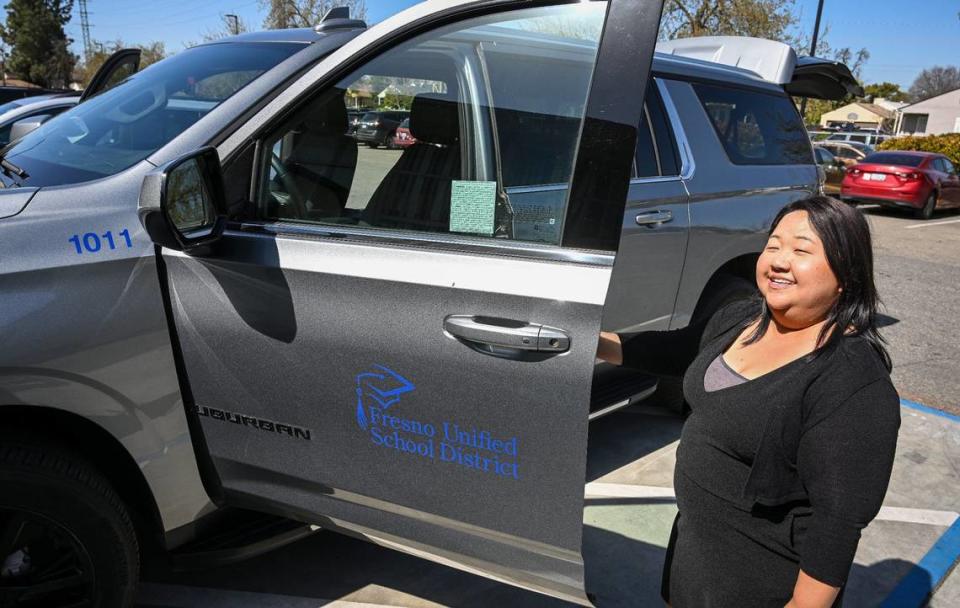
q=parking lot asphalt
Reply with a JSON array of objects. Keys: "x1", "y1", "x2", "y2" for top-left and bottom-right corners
[{"x1": 136, "y1": 189, "x2": 960, "y2": 607}]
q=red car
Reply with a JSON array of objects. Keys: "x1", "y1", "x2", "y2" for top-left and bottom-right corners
[
  {"x1": 391, "y1": 117, "x2": 416, "y2": 148},
  {"x1": 840, "y1": 151, "x2": 960, "y2": 219}
]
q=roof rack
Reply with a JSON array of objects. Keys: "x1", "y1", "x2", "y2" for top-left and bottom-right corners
[{"x1": 315, "y1": 6, "x2": 367, "y2": 33}]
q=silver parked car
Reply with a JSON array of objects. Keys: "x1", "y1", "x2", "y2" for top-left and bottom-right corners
[
  {"x1": 0, "y1": 2, "x2": 857, "y2": 606},
  {"x1": 0, "y1": 49, "x2": 140, "y2": 147}
]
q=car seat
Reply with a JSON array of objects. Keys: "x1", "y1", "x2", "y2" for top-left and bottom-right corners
[
  {"x1": 361, "y1": 93, "x2": 461, "y2": 231},
  {"x1": 284, "y1": 93, "x2": 358, "y2": 219}
]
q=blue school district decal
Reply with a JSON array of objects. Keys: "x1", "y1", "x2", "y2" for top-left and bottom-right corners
[
  {"x1": 353, "y1": 365, "x2": 520, "y2": 480},
  {"x1": 355, "y1": 365, "x2": 416, "y2": 430}
]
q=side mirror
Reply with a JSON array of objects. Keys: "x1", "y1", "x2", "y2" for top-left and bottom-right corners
[
  {"x1": 138, "y1": 147, "x2": 226, "y2": 252},
  {"x1": 9, "y1": 115, "x2": 50, "y2": 143}
]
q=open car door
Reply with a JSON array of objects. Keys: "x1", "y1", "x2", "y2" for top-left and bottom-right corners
[
  {"x1": 145, "y1": 0, "x2": 664, "y2": 603},
  {"x1": 79, "y1": 48, "x2": 141, "y2": 103}
]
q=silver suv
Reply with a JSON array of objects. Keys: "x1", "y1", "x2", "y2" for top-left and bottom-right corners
[{"x1": 0, "y1": 2, "x2": 857, "y2": 606}]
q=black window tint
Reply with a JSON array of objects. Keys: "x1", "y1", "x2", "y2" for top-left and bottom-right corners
[{"x1": 694, "y1": 83, "x2": 812, "y2": 165}]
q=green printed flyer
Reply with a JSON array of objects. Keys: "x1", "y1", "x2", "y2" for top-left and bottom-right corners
[{"x1": 449, "y1": 180, "x2": 497, "y2": 236}]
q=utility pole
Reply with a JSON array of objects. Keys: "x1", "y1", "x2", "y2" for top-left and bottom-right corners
[
  {"x1": 79, "y1": 0, "x2": 93, "y2": 60},
  {"x1": 225, "y1": 14, "x2": 239, "y2": 35},
  {"x1": 799, "y1": 0, "x2": 826, "y2": 121}
]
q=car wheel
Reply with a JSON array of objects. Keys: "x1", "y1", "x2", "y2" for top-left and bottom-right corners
[
  {"x1": 0, "y1": 440, "x2": 139, "y2": 608},
  {"x1": 915, "y1": 192, "x2": 937, "y2": 220},
  {"x1": 657, "y1": 275, "x2": 757, "y2": 415}
]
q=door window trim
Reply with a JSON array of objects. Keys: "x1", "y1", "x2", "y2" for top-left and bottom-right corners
[{"x1": 231, "y1": 220, "x2": 614, "y2": 266}]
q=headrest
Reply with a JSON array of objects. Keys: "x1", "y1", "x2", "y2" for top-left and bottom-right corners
[
  {"x1": 305, "y1": 94, "x2": 348, "y2": 134},
  {"x1": 409, "y1": 94, "x2": 459, "y2": 146}
]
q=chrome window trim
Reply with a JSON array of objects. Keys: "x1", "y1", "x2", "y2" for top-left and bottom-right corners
[
  {"x1": 231, "y1": 220, "x2": 614, "y2": 267},
  {"x1": 654, "y1": 78, "x2": 695, "y2": 181}
]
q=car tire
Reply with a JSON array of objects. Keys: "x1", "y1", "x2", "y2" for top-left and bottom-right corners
[
  {"x1": 0, "y1": 440, "x2": 139, "y2": 608},
  {"x1": 657, "y1": 275, "x2": 757, "y2": 415},
  {"x1": 915, "y1": 192, "x2": 937, "y2": 220}
]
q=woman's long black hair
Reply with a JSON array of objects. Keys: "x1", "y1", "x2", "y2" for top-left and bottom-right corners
[{"x1": 743, "y1": 196, "x2": 892, "y2": 371}]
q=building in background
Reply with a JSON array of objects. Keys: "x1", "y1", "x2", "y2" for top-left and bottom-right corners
[
  {"x1": 820, "y1": 101, "x2": 895, "y2": 131},
  {"x1": 894, "y1": 88, "x2": 960, "y2": 135}
]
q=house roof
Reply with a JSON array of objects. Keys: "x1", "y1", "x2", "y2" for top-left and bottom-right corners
[
  {"x1": 822, "y1": 101, "x2": 894, "y2": 121},
  {"x1": 898, "y1": 87, "x2": 960, "y2": 111},
  {"x1": 853, "y1": 103, "x2": 895, "y2": 119}
]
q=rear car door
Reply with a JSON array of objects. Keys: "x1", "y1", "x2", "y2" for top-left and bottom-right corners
[{"x1": 156, "y1": 1, "x2": 663, "y2": 603}]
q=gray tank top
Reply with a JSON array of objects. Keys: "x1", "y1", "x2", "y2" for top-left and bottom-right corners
[{"x1": 703, "y1": 354, "x2": 748, "y2": 392}]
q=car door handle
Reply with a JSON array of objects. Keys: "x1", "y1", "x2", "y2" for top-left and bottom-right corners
[
  {"x1": 635, "y1": 210, "x2": 673, "y2": 226},
  {"x1": 443, "y1": 315, "x2": 570, "y2": 355}
]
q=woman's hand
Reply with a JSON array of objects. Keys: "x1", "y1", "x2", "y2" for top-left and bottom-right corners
[{"x1": 597, "y1": 331, "x2": 624, "y2": 365}]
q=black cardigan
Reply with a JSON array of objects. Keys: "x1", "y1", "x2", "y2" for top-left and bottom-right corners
[{"x1": 619, "y1": 298, "x2": 901, "y2": 586}]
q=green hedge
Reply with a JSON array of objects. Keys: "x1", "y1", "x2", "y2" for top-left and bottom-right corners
[{"x1": 877, "y1": 133, "x2": 960, "y2": 166}]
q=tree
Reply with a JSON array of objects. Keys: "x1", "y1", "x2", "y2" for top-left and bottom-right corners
[
  {"x1": 659, "y1": 0, "x2": 798, "y2": 41},
  {"x1": 908, "y1": 66, "x2": 960, "y2": 102},
  {"x1": 0, "y1": 0, "x2": 76, "y2": 88},
  {"x1": 74, "y1": 40, "x2": 167, "y2": 87},
  {"x1": 261, "y1": 0, "x2": 366, "y2": 29},
  {"x1": 863, "y1": 82, "x2": 908, "y2": 103}
]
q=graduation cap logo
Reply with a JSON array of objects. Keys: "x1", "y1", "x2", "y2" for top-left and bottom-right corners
[{"x1": 355, "y1": 365, "x2": 416, "y2": 430}]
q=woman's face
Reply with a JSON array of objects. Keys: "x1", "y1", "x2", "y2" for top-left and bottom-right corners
[{"x1": 756, "y1": 210, "x2": 841, "y2": 329}]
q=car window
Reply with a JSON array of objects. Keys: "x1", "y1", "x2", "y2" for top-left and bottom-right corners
[
  {"x1": 944, "y1": 158, "x2": 957, "y2": 174},
  {"x1": 0, "y1": 106, "x2": 72, "y2": 146},
  {"x1": 836, "y1": 146, "x2": 859, "y2": 160},
  {"x1": 849, "y1": 135, "x2": 867, "y2": 143},
  {"x1": 694, "y1": 83, "x2": 811, "y2": 165},
  {"x1": 815, "y1": 147, "x2": 835, "y2": 164},
  {"x1": 633, "y1": 87, "x2": 680, "y2": 178},
  {"x1": 1, "y1": 42, "x2": 301, "y2": 188},
  {"x1": 863, "y1": 153, "x2": 925, "y2": 167},
  {"x1": 257, "y1": 2, "x2": 608, "y2": 246}
]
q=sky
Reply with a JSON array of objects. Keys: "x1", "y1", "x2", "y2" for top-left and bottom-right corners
[{"x1": 52, "y1": 0, "x2": 960, "y2": 90}]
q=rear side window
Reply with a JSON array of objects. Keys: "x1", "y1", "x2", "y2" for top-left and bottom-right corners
[
  {"x1": 693, "y1": 83, "x2": 811, "y2": 165},
  {"x1": 633, "y1": 83, "x2": 680, "y2": 179}
]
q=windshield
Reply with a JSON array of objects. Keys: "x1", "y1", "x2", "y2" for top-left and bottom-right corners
[
  {"x1": 864, "y1": 153, "x2": 925, "y2": 167},
  {"x1": 1, "y1": 42, "x2": 301, "y2": 188}
]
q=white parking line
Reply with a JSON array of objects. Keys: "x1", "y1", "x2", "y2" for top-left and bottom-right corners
[
  {"x1": 584, "y1": 483, "x2": 959, "y2": 526},
  {"x1": 137, "y1": 583, "x2": 393, "y2": 608},
  {"x1": 905, "y1": 218, "x2": 960, "y2": 229}
]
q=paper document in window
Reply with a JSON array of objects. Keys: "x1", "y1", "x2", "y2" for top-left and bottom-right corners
[{"x1": 449, "y1": 180, "x2": 497, "y2": 236}]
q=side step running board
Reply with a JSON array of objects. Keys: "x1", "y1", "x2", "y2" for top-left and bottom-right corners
[
  {"x1": 589, "y1": 364, "x2": 659, "y2": 421},
  {"x1": 171, "y1": 510, "x2": 317, "y2": 570}
]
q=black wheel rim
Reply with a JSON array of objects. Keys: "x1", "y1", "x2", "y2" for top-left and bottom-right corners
[{"x1": 0, "y1": 507, "x2": 96, "y2": 608}]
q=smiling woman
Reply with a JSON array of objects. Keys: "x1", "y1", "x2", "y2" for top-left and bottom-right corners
[{"x1": 596, "y1": 196, "x2": 900, "y2": 608}]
